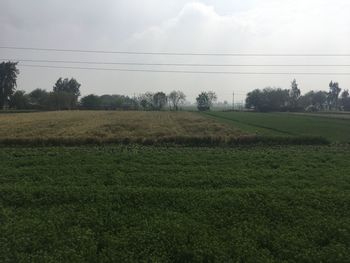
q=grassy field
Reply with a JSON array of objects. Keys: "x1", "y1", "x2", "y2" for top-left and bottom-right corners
[
  {"x1": 0, "y1": 111, "x2": 243, "y2": 145},
  {"x1": 204, "y1": 111, "x2": 350, "y2": 143},
  {"x1": 1, "y1": 145, "x2": 350, "y2": 262},
  {"x1": 1, "y1": 110, "x2": 349, "y2": 262}
]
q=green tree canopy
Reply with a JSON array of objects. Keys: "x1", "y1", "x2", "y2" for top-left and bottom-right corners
[{"x1": 0, "y1": 61, "x2": 19, "y2": 109}]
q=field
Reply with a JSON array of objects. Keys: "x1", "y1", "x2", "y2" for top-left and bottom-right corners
[
  {"x1": 0, "y1": 111, "x2": 243, "y2": 145},
  {"x1": 1, "y1": 145, "x2": 350, "y2": 262},
  {"x1": 204, "y1": 111, "x2": 350, "y2": 143},
  {"x1": 1, "y1": 110, "x2": 350, "y2": 262}
]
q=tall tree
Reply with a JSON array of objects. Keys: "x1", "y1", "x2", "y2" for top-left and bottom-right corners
[
  {"x1": 153, "y1": 92, "x2": 168, "y2": 110},
  {"x1": 168, "y1": 90, "x2": 186, "y2": 111},
  {"x1": 196, "y1": 91, "x2": 217, "y2": 111},
  {"x1": 53, "y1": 78, "x2": 81, "y2": 110},
  {"x1": 328, "y1": 81, "x2": 341, "y2": 110},
  {"x1": 0, "y1": 61, "x2": 19, "y2": 109},
  {"x1": 138, "y1": 92, "x2": 154, "y2": 110},
  {"x1": 289, "y1": 79, "x2": 301, "y2": 110},
  {"x1": 341, "y1": 90, "x2": 350, "y2": 111}
]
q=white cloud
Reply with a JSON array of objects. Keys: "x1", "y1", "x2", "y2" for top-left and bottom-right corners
[{"x1": 128, "y1": 1, "x2": 350, "y2": 53}]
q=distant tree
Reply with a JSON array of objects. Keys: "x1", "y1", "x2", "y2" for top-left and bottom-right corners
[
  {"x1": 299, "y1": 90, "x2": 328, "y2": 111},
  {"x1": 138, "y1": 92, "x2": 154, "y2": 110},
  {"x1": 153, "y1": 92, "x2": 168, "y2": 110},
  {"x1": 97, "y1": 94, "x2": 137, "y2": 110},
  {"x1": 29, "y1": 88, "x2": 49, "y2": 109},
  {"x1": 53, "y1": 78, "x2": 81, "y2": 110},
  {"x1": 9, "y1": 90, "x2": 29, "y2": 109},
  {"x1": 196, "y1": 91, "x2": 217, "y2": 111},
  {"x1": 245, "y1": 87, "x2": 289, "y2": 112},
  {"x1": 0, "y1": 61, "x2": 19, "y2": 109},
  {"x1": 80, "y1": 94, "x2": 101, "y2": 108},
  {"x1": 168, "y1": 90, "x2": 186, "y2": 111},
  {"x1": 289, "y1": 79, "x2": 301, "y2": 110},
  {"x1": 48, "y1": 91, "x2": 76, "y2": 110},
  {"x1": 327, "y1": 81, "x2": 341, "y2": 110},
  {"x1": 341, "y1": 89, "x2": 350, "y2": 111}
]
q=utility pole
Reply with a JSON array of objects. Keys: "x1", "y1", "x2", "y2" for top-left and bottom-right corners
[{"x1": 232, "y1": 91, "x2": 235, "y2": 111}]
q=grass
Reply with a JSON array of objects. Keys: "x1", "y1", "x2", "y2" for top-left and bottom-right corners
[
  {"x1": 204, "y1": 111, "x2": 350, "y2": 143},
  {"x1": 1, "y1": 145, "x2": 350, "y2": 262}
]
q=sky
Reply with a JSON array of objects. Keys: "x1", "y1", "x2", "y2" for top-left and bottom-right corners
[{"x1": 1, "y1": 0, "x2": 350, "y2": 103}]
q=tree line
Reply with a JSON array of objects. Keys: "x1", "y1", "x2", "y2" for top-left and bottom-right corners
[
  {"x1": 245, "y1": 79, "x2": 350, "y2": 112},
  {"x1": 0, "y1": 61, "x2": 218, "y2": 111}
]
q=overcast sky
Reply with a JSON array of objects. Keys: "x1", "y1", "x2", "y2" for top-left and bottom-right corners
[{"x1": 1, "y1": 0, "x2": 350, "y2": 102}]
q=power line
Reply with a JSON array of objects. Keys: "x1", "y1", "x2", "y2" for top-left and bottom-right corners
[
  {"x1": 2, "y1": 58, "x2": 350, "y2": 67},
  {"x1": 18, "y1": 64, "x2": 350, "y2": 75},
  {"x1": 1, "y1": 46, "x2": 350, "y2": 56}
]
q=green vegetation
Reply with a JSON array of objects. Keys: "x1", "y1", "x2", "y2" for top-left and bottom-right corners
[
  {"x1": 1, "y1": 145, "x2": 349, "y2": 262},
  {"x1": 204, "y1": 111, "x2": 350, "y2": 143}
]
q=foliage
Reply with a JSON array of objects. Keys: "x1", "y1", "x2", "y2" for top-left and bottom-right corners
[
  {"x1": 340, "y1": 90, "x2": 350, "y2": 111},
  {"x1": 28, "y1": 88, "x2": 50, "y2": 109},
  {"x1": 0, "y1": 61, "x2": 19, "y2": 109},
  {"x1": 9, "y1": 90, "x2": 29, "y2": 109},
  {"x1": 246, "y1": 87, "x2": 290, "y2": 112},
  {"x1": 1, "y1": 145, "x2": 349, "y2": 262},
  {"x1": 196, "y1": 91, "x2": 217, "y2": 111},
  {"x1": 52, "y1": 78, "x2": 81, "y2": 110},
  {"x1": 298, "y1": 90, "x2": 328, "y2": 111},
  {"x1": 152, "y1": 92, "x2": 168, "y2": 110},
  {"x1": 168, "y1": 90, "x2": 186, "y2": 111},
  {"x1": 80, "y1": 94, "x2": 101, "y2": 108},
  {"x1": 289, "y1": 79, "x2": 301, "y2": 109},
  {"x1": 327, "y1": 81, "x2": 341, "y2": 110}
]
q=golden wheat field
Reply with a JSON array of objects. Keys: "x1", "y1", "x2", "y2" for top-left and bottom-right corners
[{"x1": 0, "y1": 111, "x2": 243, "y2": 142}]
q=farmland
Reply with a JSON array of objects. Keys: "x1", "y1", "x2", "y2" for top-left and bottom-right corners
[
  {"x1": 0, "y1": 111, "x2": 243, "y2": 145},
  {"x1": 1, "y1": 110, "x2": 350, "y2": 262},
  {"x1": 1, "y1": 145, "x2": 350, "y2": 262},
  {"x1": 204, "y1": 111, "x2": 350, "y2": 143}
]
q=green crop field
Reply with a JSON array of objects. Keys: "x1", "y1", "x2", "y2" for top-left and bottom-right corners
[
  {"x1": 204, "y1": 111, "x2": 350, "y2": 143},
  {"x1": 1, "y1": 110, "x2": 349, "y2": 262},
  {"x1": 1, "y1": 145, "x2": 350, "y2": 262}
]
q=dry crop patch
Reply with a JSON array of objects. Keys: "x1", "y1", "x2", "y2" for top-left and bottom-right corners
[{"x1": 0, "y1": 111, "x2": 243, "y2": 145}]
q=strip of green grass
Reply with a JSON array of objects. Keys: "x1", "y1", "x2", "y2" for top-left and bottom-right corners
[
  {"x1": 203, "y1": 111, "x2": 350, "y2": 143},
  {"x1": 1, "y1": 145, "x2": 350, "y2": 262}
]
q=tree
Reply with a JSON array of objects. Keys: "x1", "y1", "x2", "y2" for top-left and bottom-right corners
[
  {"x1": 0, "y1": 61, "x2": 19, "y2": 109},
  {"x1": 29, "y1": 89, "x2": 49, "y2": 109},
  {"x1": 196, "y1": 91, "x2": 217, "y2": 111},
  {"x1": 53, "y1": 78, "x2": 81, "y2": 110},
  {"x1": 289, "y1": 79, "x2": 301, "y2": 110},
  {"x1": 168, "y1": 90, "x2": 186, "y2": 111},
  {"x1": 328, "y1": 81, "x2": 341, "y2": 110},
  {"x1": 9, "y1": 90, "x2": 29, "y2": 109},
  {"x1": 80, "y1": 94, "x2": 101, "y2": 109},
  {"x1": 138, "y1": 92, "x2": 154, "y2": 110},
  {"x1": 341, "y1": 90, "x2": 350, "y2": 111},
  {"x1": 245, "y1": 87, "x2": 290, "y2": 112},
  {"x1": 153, "y1": 92, "x2": 167, "y2": 110},
  {"x1": 299, "y1": 91, "x2": 328, "y2": 111}
]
